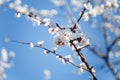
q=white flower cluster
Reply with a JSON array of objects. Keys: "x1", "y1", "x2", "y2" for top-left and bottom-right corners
[
  {"x1": 0, "y1": 48, "x2": 15, "y2": 80},
  {"x1": 56, "y1": 54, "x2": 72, "y2": 64},
  {"x1": 82, "y1": 1, "x2": 119, "y2": 21},
  {"x1": 49, "y1": 26, "x2": 89, "y2": 50},
  {"x1": 79, "y1": 63, "x2": 95, "y2": 73},
  {"x1": 9, "y1": 0, "x2": 28, "y2": 15},
  {"x1": 29, "y1": 41, "x2": 44, "y2": 48},
  {"x1": 43, "y1": 18, "x2": 51, "y2": 26},
  {"x1": 8, "y1": 0, "x2": 57, "y2": 27},
  {"x1": 105, "y1": 0, "x2": 119, "y2": 8}
]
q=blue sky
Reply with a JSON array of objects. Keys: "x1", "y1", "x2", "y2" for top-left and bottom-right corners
[{"x1": 0, "y1": 0, "x2": 117, "y2": 80}]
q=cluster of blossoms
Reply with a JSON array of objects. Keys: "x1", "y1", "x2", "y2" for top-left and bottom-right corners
[
  {"x1": 8, "y1": 0, "x2": 91, "y2": 75},
  {"x1": 0, "y1": 48, "x2": 15, "y2": 80},
  {"x1": 82, "y1": 0, "x2": 119, "y2": 21},
  {"x1": 1, "y1": 0, "x2": 97, "y2": 79},
  {"x1": 27, "y1": 22, "x2": 91, "y2": 75},
  {"x1": 48, "y1": 24, "x2": 89, "y2": 50},
  {"x1": 79, "y1": 63, "x2": 95, "y2": 73},
  {"x1": 29, "y1": 41, "x2": 44, "y2": 48},
  {"x1": 8, "y1": 0, "x2": 57, "y2": 26}
]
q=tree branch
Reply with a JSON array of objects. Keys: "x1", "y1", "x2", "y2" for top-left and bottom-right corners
[
  {"x1": 88, "y1": 47, "x2": 105, "y2": 58},
  {"x1": 105, "y1": 60, "x2": 120, "y2": 80},
  {"x1": 69, "y1": 40, "x2": 97, "y2": 80},
  {"x1": 107, "y1": 36, "x2": 120, "y2": 58}
]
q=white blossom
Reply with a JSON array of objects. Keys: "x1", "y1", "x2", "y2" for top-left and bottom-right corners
[
  {"x1": 91, "y1": 68, "x2": 96, "y2": 73},
  {"x1": 56, "y1": 55, "x2": 62, "y2": 61},
  {"x1": 84, "y1": 3, "x2": 92, "y2": 10},
  {"x1": 1, "y1": 48, "x2": 8, "y2": 62},
  {"x1": 65, "y1": 55, "x2": 73, "y2": 62},
  {"x1": 0, "y1": 48, "x2": 15, "y2": 80},
  {"x1": 106, "y1": 1, "x2": 112, "y2": 7},
  {"x1": 43, "y1": 69, "x2": 51, "y2": 80},
  {"x1": 62, "y1": 59, "x2": 66, "y2": 64},
  {"x1": 48, "y1": 27, "x2": 55, "y2": 34},
  {"x1": 52, "y1": 47, "x2": 58, "y2": 52},
  {"x1": 43, "y1": 18, "x2": 51, "y2": 26},
  {"x1": 29, "y1": 42, "x2": 34, "y2": 48},
  {"x1": 15, "y1": 12, "x2": 21, "y2": 18},
  {"x1": 0, "y1": 66, "x2": 6, "y2": 80},
  {"x1": 44, "y1": 50, "x2": 49, "y2": 55},
  {"x1": 37, "y1": 41, "x2": 44, "y2": 47},
  {"x1": 83, "y1": 12, "x2": 89, "y2": 21}
]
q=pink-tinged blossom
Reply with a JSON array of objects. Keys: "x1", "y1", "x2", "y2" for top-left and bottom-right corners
[
  {"x1": 65, "y1": 55, "x2": 73, "y2": 62},
  {"x1": 48, "y1": 27, "x2": 55, "y2": 34},
  {"x1": 79, "y1": 63, "x2": 86, "y2": 72}
]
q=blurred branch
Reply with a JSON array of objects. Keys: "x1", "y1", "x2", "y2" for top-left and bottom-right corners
[
  {"x1": 64, "y1": 0, "x2": 76, "y2": 24},
  {"x1": 105, "y1": 60, "x2": 120, "y2": 80},
  {"x1": 88, "y1": 47, "x2": 105, "y2": 58},
  {"x1": 107, "y1": 36, "x2": 120, "y2": 58}
]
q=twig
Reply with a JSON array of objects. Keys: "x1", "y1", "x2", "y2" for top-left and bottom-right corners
[
  {"x1": 77, "y1": 0, "x2": 90, "y2": 23},
  {"x1": 12, "y1": 40, "x2": 80, "y2": 68}
]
